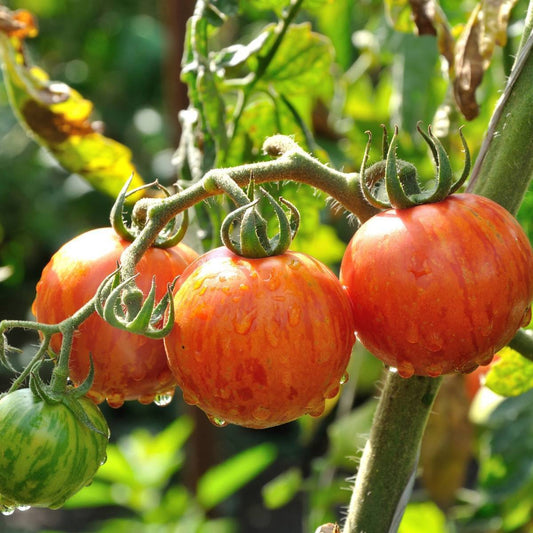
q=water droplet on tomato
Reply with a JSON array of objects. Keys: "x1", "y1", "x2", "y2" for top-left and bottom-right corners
[
  {"x1": 138, "y1": 394, "x2": 156, "y2": 405},
  {"x1": 265, "y1": 323, "x2": 280, "y2": 347},
  {"x1": 16, "y1": 505, "x2": 30, "y2": 512},
  {"x1": 1, "y1": 508, "x2": 15, "y2": 516},
  {"x1": 252, "y1": 406, "x2": 271, "y2": 422},
  {"x1": 325, "y1": 384, "x2": 340, "y2": 399},
  {"x1": 425, "y1": 362, "x2": 445, "y2": 377},
  {"x1": 154, "y1": 390, "x2": 174, "y2": 407},
  {"x1": 397, "y1": 361, "x2": 415, "y2": 378},
  {"x1": 208, "y1": 415, "x2": 228, "y2": 427},
  {"x1": 425, "y1": 332, "x2": 444, "y2": 352},
  {"x1": 233, "y1": 311, "x2": 256, "y2": 334},
  {"x1": 107, "y1": 394, "x2": 125, "y2": 409},
  {"x1": 340, "y1": 372, "x2": 349, "y2": 385},
  {"x1": 521, "y1": 305, "x2": 532, "y2": 328},
  {"x1": 308, "y1": 401, "x2": 326, "y2": 417},
  {"x1": 87, "y1": 390, "x2": 106, "y2": 405},
  {"x1": 99, "y1": 454, "x2": 108, "y2": 466},
  {"x1": 288, "y1": 259, "x2": 301, "y2": 270},
  {"x1": 288, "y1": 306, "x2": 301, "y2": 326},
  {"x1": 239, "y1": 284, "x2": 249, "y2": 291}
]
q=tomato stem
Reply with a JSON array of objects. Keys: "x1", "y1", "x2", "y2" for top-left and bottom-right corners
[{"x1": 342, "y1": 371, "x2": 442, "y2": 533}]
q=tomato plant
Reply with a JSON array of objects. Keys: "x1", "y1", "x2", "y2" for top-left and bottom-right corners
[
  {"x1": 0, "y1": 388, "x2": 108, "y2": 511},
  {"x1": 164, "y1": 246, "x2": 356, "y2": 429},
  {"x1": 32, "y1": 227, "x2": 198, "y2": 407},
  {"x1": 340, "y1": 193, "x2": 533, "y2": 378}
]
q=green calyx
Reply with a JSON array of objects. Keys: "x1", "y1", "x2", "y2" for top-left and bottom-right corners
[
  {"x1": 111, "y1": 175, "x2": 189, "y2": 249},
  {"x1": 361, "y1": 124, "x2": 471, "y2": 210},
  {"x1": 205, "y1": 174, "x2": 299, "y2": 258}
]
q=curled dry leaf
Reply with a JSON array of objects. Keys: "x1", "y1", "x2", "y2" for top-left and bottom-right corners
[
  {"x1": 454, "y1": 0, "x2": 518, "y2": 120},
  {"x1": 0, "y1": 6, "x2": 145, "y2": 200},
  {"x1": 409, "y1": 0, "x2": 455, "y2": 67}
]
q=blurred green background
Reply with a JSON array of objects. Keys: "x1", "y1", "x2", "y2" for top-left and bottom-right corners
[{"x1": 1, "y1": 0, "x2": 533, "y2": 532}]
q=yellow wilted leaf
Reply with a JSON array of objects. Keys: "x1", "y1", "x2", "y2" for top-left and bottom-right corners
[{"x1": 0, "y1": 6, "x2": 144, "y2": 200}]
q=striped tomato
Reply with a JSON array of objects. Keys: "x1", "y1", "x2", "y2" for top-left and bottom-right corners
[
  {"x1": 32, "y1": 227, "x2": 198, "y2": 408},
  {"x1": 164, "y1": 247, "x2": 356, "y2": 429},
  {"x1": 0, "y1": 388, "x2": 108, "y2": 510}
]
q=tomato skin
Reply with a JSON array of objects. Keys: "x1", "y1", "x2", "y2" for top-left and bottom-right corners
[
  {"x1": 164, "y1": 247, "x2": 355, "y2": 429},
  {"x1": 0, "y1": 388, "x2": 108, "y2": 509},
  {"x1": 340, "y1": 193, "x2": 533, "y2": 378},
  {"x1": 32, "y1": 228, "x2": 198, "y2": 407}
]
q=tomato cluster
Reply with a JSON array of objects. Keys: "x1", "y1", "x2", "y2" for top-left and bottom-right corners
[{"x1": 29, "y1": 192, "x2": 533, "y2": 429}]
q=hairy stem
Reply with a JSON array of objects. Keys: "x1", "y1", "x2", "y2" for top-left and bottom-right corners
[
  {"x1": 466, "y1": 31, "x2": 533, "y2": 214},
  {"x1": 342, "y1": 372, "x2": 442, "y2": 533},
  {"x1": 119, "y1": 135, "x2": 377, "y2": 279}
]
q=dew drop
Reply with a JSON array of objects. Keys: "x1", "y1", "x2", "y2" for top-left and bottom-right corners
[
  {"x1": 339, "y1": 372, "x2": 349, "y2": 385},
  {"x1": 252, "y1": 406, "x2": 271, "y2": 422},
  {"x1": 208, "y1": 415, "x2": 228, "y2": 427},
  {"x1": 154, "y1": 390, "x2": 174, "y2": 407},
  {"x1": 99, "y1": 454, "x2": 108, "y2": 466},
  {"x1": 1, "y1": 508, "x2": 14, "y2": 516},
  {"x1": 138, "y1": 394, "x2": 156, "y2": 405},
  {"x1": 325, "y1": 384, "x2": 340, "y2": 399},
  {"x1": 87, "y1": 390, "x2": 105, "y2": 405},
  {"x1": 265, "y1": 323, "x2": 280, "y2": 347},
  {"x1": 107, "y1": 394, "x2": 125, "y2": 409},
  {"x1": 288, "y1": 306, "x2": 301, "y2": 327},
  {"x1": 425, "y1": 363, "x2": 445, "y2": 377},
  {"x1": 239, "y1": 284, "x2": 249, "y2": 291},
  {"x1": 16, "y1": 505, "x2": 30, "y2": 512},
  {"x1": 307, "y1": 401, "x2": 326, "y2": 417},
  {"x1": 233, "y1": 311, "x2": 255, "y2": 334},
  {"x1": 288, "y1": 259, "x2": 301, "y2": 270},
  {"x1": 397, "y1": 361, "x2": 415, "y2": 378},
  {"x1": 425, "y1": 332, "x2": 444, "y2": 352}
]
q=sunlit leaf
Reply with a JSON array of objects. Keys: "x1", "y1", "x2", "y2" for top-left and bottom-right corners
[
  {"x1": 398, "y1": 501, "x2": 446, "y2": 532},
  {"x1": 256, "y1": 23, "x2": 335, "y2": 100},
  {"x1": 262, "y1": 467, "x2": 302, "y2": 509},
  {"x1": 385, "y1": 0, "x2": 416, "y2": 33},
  {"x1": 485, "y1": 346, "x2": 533, "y2": 397},
  {"x1": 197, "y1": 443, "x2": 277, "y2": 510},
  {"x1": 0, "y1": 8, "x2": 144, "y2": 199}
]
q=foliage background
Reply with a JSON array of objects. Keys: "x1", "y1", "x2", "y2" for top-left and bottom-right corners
[{"x1": 0, "y1": 0, "x2": 533, "y2": 532}]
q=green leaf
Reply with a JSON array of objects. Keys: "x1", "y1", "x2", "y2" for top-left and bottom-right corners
[
  {"x1": 385, "y1": 0, "x2": 415, "y2": 33},
  {"x1": 197, "y1": 443, "x2": 277, "y2": 510},
  {"x1": 327, "y1": 398, "x2": 377, "y2": 469},
  {"x1": 485, "y1": 347, "x2": 533, "y2": 397},
  {"x1": 118, "y1": 416, "x2": 194, "y2": 487},
  {"x1": 398, "y1": 501, "x2": 446, "y2": 532},
  {"x1": 478, "y1": 389, "x2": 533, "y2": 501},
  {"x1": 256, "y1": 23, "x2": 335, "y2": 100},
  {"x1": 262, "y1": 467, "x2": 302, "y2": 509},
  {"x1": 0, "y1": 30, "x2": 145, "y2": 200}
]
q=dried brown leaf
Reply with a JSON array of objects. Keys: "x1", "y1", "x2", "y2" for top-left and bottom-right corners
[{"x1": 453, "y1": 0, "x2": 518, "y2": 120}]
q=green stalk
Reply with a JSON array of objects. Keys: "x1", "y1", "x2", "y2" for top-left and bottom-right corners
[
  {"x1": 466, "y1": 30, "x2": 533, "y2": 214},
  {"x1": 342, "y1": 373, "x2": 441, "y2": 533}
]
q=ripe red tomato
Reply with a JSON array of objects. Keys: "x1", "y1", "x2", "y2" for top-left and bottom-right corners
[
  {"x1": 32, "y1": 228, "x2": 198, "y2": 407},
  {"x1": 164, "y1": 247, "x2": 356, "y2": 429},
  {"x1": 340, "y1": 193, "x2": 533, "y2": 378}
]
